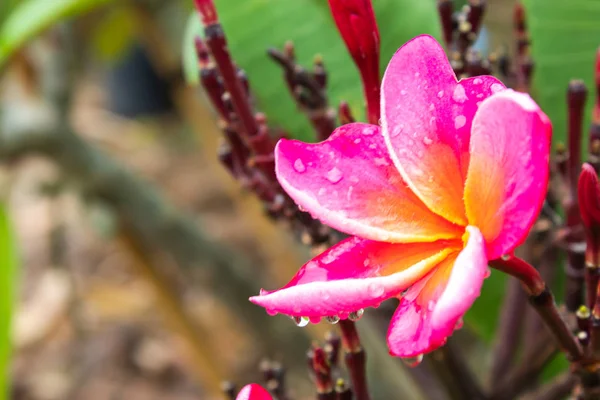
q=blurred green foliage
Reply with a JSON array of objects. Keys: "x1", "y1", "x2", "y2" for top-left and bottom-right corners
[
  {"x1": 183, "y1": 0, "x2": 442, "y2": 141},
  {"x1": 524, "y1": 0, "x2": 600, "y2": 145},
  {"x1": 0, "y1": 205, "x2": 17, "y2": 400},
  {"x1": 0, "y1": 0, "x2": 116, "y2": 66}
]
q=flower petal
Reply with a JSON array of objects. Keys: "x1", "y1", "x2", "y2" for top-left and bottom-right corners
[
  {"x1": 236, "y1": 384, "x2": 272, "y2": 400},
  {"x1": 250, "y1": 236, "x2": 460, "y2": 318},
  {"x1": 275, "y1": 122, "x2": 463, "y2": 243},
  {"x1": 464, "y1": 90, "x2": 552, "y2": 259},
  {"x1": 387, "y1": 226, "x2": 488, "y2": 357},
  {"x1": 380, "y1": 34, "x2": 505, "y2": 225}
]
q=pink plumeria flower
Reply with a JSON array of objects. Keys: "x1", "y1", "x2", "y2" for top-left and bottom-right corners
[
  {"x1": 250, "y1": 35, "x2": 551, "y2": 357},
  {"x1": 236, "y1": 384, "x2": 272, "y2": 400}
]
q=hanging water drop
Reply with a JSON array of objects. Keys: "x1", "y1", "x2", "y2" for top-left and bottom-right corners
[
  {"x1": 348, "y1": 309, "x2": 364, "y2": 321},
  {"x1": 292, "y1": 316, "x2": 310, "y2": 327},
  {"x1": 293, "y1": 158, "x2": 306, "y2": 173},
  {"x1": 325, "y1": 315, "x2": 340, "y2": 324},
  {"x1": 454, "y1": 115, "x2": 466, "y2": 129},
  {"x1": 401, "y1": 354, "x2": 424, "y2": 367},
  {"x1": 326, "y1": 167, "x2": 344, "y2": 183}
]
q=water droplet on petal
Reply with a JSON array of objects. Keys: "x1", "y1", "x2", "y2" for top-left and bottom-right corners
[
  {"x1": 484, "y1": 267, "x2": 491, "y2": 278},
  {"x1": 402, "y1": 354, "x2": 424, "y2": 367},
  {"x1": 326, "y1": 167, "x2": 343, "y2": 183},
  {"x1": 325, "y1": 315, "x2": 340, "y2": 324},
  {"x1": 292, "y1": 316, "x2": 310, "y2": 327},
  {"x1": 491, "y1": 83, "x2": 504, "y2": 93},
  {"x1": 318, "y1": 187, "x2": 326, "y2": 196},
  {"x1": 473, "y1": 78, "x2": 483, "y2": 85},
  {"x1": 266, "y1": 309, "x2": 278, "y2": 316},
  {"x1": 362, "y1": 127, "x2": 376, "y2": 135},
  {"x1": 437, "y1": 90, "x2": 444, "y2": 98},
  {"x1": 423, "y1": 136, "x2": 433, "y2": 145},
  {"x1": 348, "y1": 309, "x2": 364, "y2": 321},
  {"x1": 368, "y1": 283, "x2": 385, "y2": 297},
  {"x1": 293, "y1": 158, "x2": 306, "y2": 173},
  {"x1": 321, "y1": 252, "x2": 336, "y2": 264},
  {"x1": 414, "y1": 72, "x2": 420, "y2": 78},
  {"x1": 427, "y1": 300, "x2": 435, "y2": 311},
  {"x1": 354, "y1": 138, "x2": 362, "y2": 144},
  {"x1": 309, "y1": 316, "x2": 322, "y2": 324},
  {"x1": 400, "y1": 90, "x2": 407, "y2": 95},
  {"x1": 452, "y1": 85, "x2": 467, "y2": 103},
  {"x1": 454, "y1": 115, "x2": 466, "y2": 129},
  {"x1": 501, "y1": 254, "x2": 510, "y2": 261},
  {"x1": 455, "y1": 318, "x2": 464, "y2": 330},
  {"x1": 391, "y1": 126, "x2": 403, "y2": 137}
]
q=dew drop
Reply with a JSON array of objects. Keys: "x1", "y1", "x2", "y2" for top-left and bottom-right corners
[
  {"x1": 374, "y1": 157, "x2": 389, "y2": 167},
  {"x1": 354, "y1": 138, "x2": 362, "y2": 144},
  {"x1": 266, "y1": 309, "x2": 278, "y2": 316},
  {"x1": 423, "y1": 136, "x2": 433, "y2": 145},
  {"x1": 414, "y1": 72, "x2": 420, "y2": 77},
  {"x1": 325, "y1": 315, "x2": 340, "y2": 324},
  {"x1": 427, "y1": 300, "x2": 435, "y2": 311},
  {"x1": 309, "y1": 316, "x2": 322, "y2": 324},
  {"x1": 292, "y1": 316, "x2": 310, "y2": 327},
  {"x1": 363, "y1": 127, "x2": 376, "y2": 135},
  {"x1": 491, "y1": 83, "x2": 504, "y2": 93},
  {"x1": 501, "y1": 254, "x2": 510, "y2": 261},
  {"x1": 455, "y1": 318, "x2": 464, "y2": 330},
  {"x1": 348, "y1": 309, "x2": 364, "y2": 321},
  {"x1": 368, "y1": 283, "x2": 385, "y2": 297},
  {"x1": 368, "y1": 143, "x2": 377, "y2": 150},
  {"x1": 321, "y1": 252, "x2": 336, "y2": 264},
  {"x1": 400, "y1": 90, "x2": 407, "y2": 95},
  {"x1": 484, "y1": 267, "x2": 491, "y2": 278},
  {"x1": 318, "y1": 187, "x2": 326, "y2": 196},
  {"x1": 473, "y1": 78, "x2": 483, "y2": 85},
  {"x1": 454, "y1": 115, "x2": 466, "y2": 129},
  {"x1": 452, "y1": 85, "x2": 467, "y2": 103},
  {"x1": 401, "y1": 354, "x2": 424, "y2": 367},
  {"x1": 363, "y1": 259, "x2": 371, "y2": 267},
  {"x1": 326, "y1": 167, "x2": 343, "y2": 183},
  {"x1": 437, "y1": 90, "x2": 444, "y2": 98},
  {"x1": 293, "y1": 158, "x2": 306, "y2": 173}
]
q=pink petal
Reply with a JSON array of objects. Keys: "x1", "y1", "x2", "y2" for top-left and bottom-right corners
[
  {"x1": 464, "y1": 90, "x2": 552, "y2": 259},
  {"x1": 380, "y1": 34, "x2": 505, "y2": 225},
  {"x1": 387, "y1": 226, "x2": 488, "y2": 357},
  {"x1": 275, "y1": 122, "x2": 463, "y2": 243},
  {"x1": 236, "y1": 384, "x2": 272, "y2": 400},
  {"x1": 250, "y1": 236, "x2": 460, "y2": 318}
]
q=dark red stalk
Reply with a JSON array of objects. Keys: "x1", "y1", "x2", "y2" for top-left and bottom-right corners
[
  {"x1": 491, "y1": 256, "x2": 583, "y2": 361},
  {"x1": 339, "y1": 320, "x2": 370, "y2": 400},
  {"x1": 437, "y1": 0, "x2": 454, "y2": 48},
  {"x1": 328, "y1": 0, "x2": 381, "y2": 124},
  {"x1": 338, "y1": 101, "x2": 356, "y2": 125},
  {"x1": 567, "y1": 80, "x2": 588, "y2": 197}
]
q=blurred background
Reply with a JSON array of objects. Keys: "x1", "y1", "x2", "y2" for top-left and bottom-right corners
[{"x1": 0, "y1": 0, "x2": 597, "y2": 399}]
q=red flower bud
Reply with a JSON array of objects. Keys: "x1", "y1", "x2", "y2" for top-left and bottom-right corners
[
  {"x1": 578, "y1": 163, "x2": 600, "y2": 267},
  {"x1": 328, "y1": 0, "x2": 381, "y2": 124},
  {"x1": 193, "y1": 0, "x2": 218, "y2": 25}
]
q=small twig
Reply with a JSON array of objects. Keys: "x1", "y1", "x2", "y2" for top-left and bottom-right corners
[
  {"x1": 521, "y1": 372, "x2": 576, "y2": 400},
  {"x1": 339, "y1": 320, "x2": 370, "y2": 400},
  {"x1": 490, "y1": 341, "x2": 559, "y2": 400},
  {"x1": 435, "y1": 340, "x2": 486, "y2": 400},
  {"x1": 489, "y1": 277, "x2": 527, "y2": 388}
]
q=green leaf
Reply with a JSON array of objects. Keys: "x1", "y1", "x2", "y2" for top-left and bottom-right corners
[
  {"x1": 524, "y1": 0, "x2": 600, "y2": 144},
  {"x1": 183, "y1": 0, "x2": 442, "y2": 141},
  {"x1": 464, "y1": 270, "x2": 507, "y2": 341},
  {"x1": 0, "y1": 0, "x2": 117, "y2": 66},
  {"x1": 0, "y1": 203, "x2": 18, "y2": 399}
]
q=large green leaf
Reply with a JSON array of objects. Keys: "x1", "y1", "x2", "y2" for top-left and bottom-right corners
[
  {"x1": 184, "y1": 0, "x2": 442, "y2": 141},
  {"x1": 524, "y1": 0, "x2": 600, "y2": 144},
  {"x1": 0, "y1": 203, "x2": 17, "y2": 399},
  {"x1": 0, "y1": 0, "x2": 117, "y2": 66}
]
